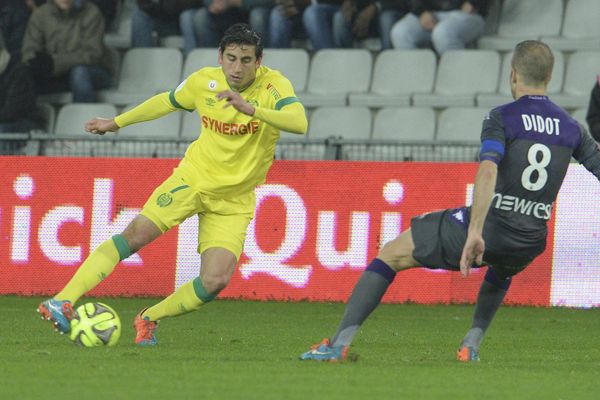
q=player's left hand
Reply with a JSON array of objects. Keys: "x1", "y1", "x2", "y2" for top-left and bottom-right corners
[
  {"x1": 460, "y1": 234, "x2": 485, "y2": 277},
  {"x1": 216, "y1": 90, "x2": 255, "y2": 115}
]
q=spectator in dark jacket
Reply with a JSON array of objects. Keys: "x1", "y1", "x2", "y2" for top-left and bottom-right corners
[
  {"x1": 132, "y1": 0, "x2": 203, "y2": 55},
  {"x1": 0, "y1": 0, "x2": 35, "y2": 60},
  {"x1": 193, "y1": 0, "x2": 273, "y2": 48},
  {"x1": 91, "y1": 0, "x2": 120, "y2": 29},
  {"x1": 22, "y1": 0, "x2": 113, "y2": 103},
  {"x1": 0, "y1": 33, "x2": 41, "y2": 154},
  {"x1": 586, "y1": 76, "x2": 600, "y2": 142},
  {"x1": 390, "y1": 0, "x2": 489, "y2": 55},
  {"x1": 268, "y1": 0, "x2": 309, "y2": 48}
]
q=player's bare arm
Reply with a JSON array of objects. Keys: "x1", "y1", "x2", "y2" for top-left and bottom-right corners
[
  {"x1": 460, "y1": 160, "x2": 497, "y2": 277},
  {"x1": 84, "y1": 117, "x2": 120, "y2": 135}
]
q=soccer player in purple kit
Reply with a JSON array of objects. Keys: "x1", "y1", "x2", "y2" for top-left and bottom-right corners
[{"x1": 301, "y1": 40, "x2": 600, "y2": 362}]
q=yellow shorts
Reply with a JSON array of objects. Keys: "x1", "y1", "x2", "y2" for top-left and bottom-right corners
[{"x1": 140, "y1": 173, "x2": 255, "y2": 259}]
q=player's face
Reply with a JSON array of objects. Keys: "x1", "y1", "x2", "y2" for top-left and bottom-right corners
[{"x1": 218, "y1": 44, "x2": 261, "y2": 92}]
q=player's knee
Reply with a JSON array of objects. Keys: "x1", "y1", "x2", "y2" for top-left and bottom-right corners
[
  {"x1": 378, "y1": 241, "x2": 412, "y2": 270},
  {"x1": 121, "y1": 216, "x2": 162, "y2": 252},
  {"x1": 121, "y1": 231, "x2": 149, "y2": 253},
  {"x1": 201, "y1": 273, "x2": 231, "y2": 294}
]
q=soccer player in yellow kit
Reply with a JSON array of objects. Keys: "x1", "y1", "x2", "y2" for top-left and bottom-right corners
[{"x1": 37, "y1": 23, "x2": 308, "y2": 345}]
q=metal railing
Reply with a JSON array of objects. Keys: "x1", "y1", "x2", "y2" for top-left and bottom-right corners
[{"x1": 0, "y1": 134, "x2": 482, "y2": 162}]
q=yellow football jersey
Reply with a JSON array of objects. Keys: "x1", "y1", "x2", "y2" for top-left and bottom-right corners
[{"x1": 169, "y1": 65, "x2": 302, "y2": 197}]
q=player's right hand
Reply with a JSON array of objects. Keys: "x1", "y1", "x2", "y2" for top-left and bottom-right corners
[
  {"x1": 460, "y1": 234, "x2": 485, "y2": 277},
  {"x1": 85, "y1": 117, "x2": 120, "y2": 135}
]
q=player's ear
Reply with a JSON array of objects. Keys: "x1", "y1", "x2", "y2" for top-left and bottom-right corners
[
  {"x1": 218, "y1": 48, "x2": 223, "y2": 65},
  {"x1": 255, "y1": 56, "x2": 262, "y2": 68},
  {"x1": 545, "y1": 71, "x2": 552, "y2": 87},
  {"x1": 509, "y1": 67, "x2": 517, "y2": 86}
]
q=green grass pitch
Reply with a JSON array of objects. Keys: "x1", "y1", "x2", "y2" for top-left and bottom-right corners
[{"x1": 1, "y1": 296, "x2": 599, "y2": 400}]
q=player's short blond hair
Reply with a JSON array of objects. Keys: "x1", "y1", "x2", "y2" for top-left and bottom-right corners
[{"x1": 511, "y1": 40, "x2": 554, "y2": 86}]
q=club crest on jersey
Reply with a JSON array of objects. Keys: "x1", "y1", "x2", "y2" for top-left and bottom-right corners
[
  {"x1": 156, "y1": 193, "x2": 173, "y2": 207},
  {"x1": 208, "y1": 80, "x2": 217, "y2": 90}
]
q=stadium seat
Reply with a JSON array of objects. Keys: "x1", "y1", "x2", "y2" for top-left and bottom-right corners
[
  {"x1": 161, "y1": 35, "x2": 185, "y2": 50},
  {"x1": 99, "y1": 48, "x2": 183, "y2": 106},
  {"x1": 308, "y1": 106, "x2": 372, "y2": 140},
  {"x1": 279, "y1": 106, "x2": 371, "y2": 160},
  {"x1": 412, "y1": 50, "x2": 500, "y2": 107},
  {"x1": 543, "y1": 0, "x2": 600, "y2": 51},
  {"x1": 119, "y1": 103, "x2": 182, "y2": 139},
  {"x1": 372, "y1": 107, "x2": 435, "y2": 142},
  {"x1": 180, "y1": 111, "x2": 202, "y2": 140},
  {"x1": 551, "y1": 51, "x2": 600, "y2": 108},
  {"x1": 37, "y1": 103, "x2": 56, "y2": 134},
  {"x1": 109, "y1": 104, "x2": 183, "y2": 157},
  {"x1": 298, "y1": 49, "x2": 372, "y2": 107},
  {"x1": 182, "y1": 48, "x2": 219, "y2": 78},
  {"x1": 44, "y1": 103, "x2": 118, "y2": 156},
  {"x1": 434, "y1": 107, "x2": 487, "y2": 161},
  {"x1": 37, "y1": 91, "x2": 72, "y2": 106},
  {"x1": 261, "y1": 49, "x2": 310, "y2": 92},
  {"x1": 436, "y1": 107, "x2": 488, "y2": 143},
  {"x1": 477, "y1": 50, "x2": 565, "y2": 108},
  {"x1": 344, "y1": 107, "x2": 436, "y2": 161},
  {"x1": 349, "y1": 50, "x2": 436, "y2": 108},
  {"x1": 54, "y1": 103, "x2": 118, "y2": 135},
  {"x1": 106, "y1": 46, "x2": 122, "y2": 87},
  {"x1": 478, "y1": 0, "x2": 563, "y2": 51}
]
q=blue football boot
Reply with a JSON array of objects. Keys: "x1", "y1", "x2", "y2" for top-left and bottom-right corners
[{"x1": 299, "y1": 338, "x2": 351, "y2": 362}]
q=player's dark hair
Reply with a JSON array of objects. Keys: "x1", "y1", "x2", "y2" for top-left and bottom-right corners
[
  {"x1": 220, "y1": 23, "x2": 263, "y2": 59},
  {"x1": 512, "y1": 40, "x2": 554, "y2": 86}
]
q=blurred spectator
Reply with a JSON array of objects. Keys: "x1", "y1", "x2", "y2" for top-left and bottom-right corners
[
  {"x1": 586, "y1": 76, "x2": 600, "y2": 141},
  {"x1": 303, "y1": 0, "x2": 406, "y2": 50},
  {"x1": 193, "y1": 0, "x2": 273, "y2": 48},
  {"x1": 90, "y1": 0, "x2": 120, "y2": 29},
  {"x1": 22, "y1": 0, "x2": 113, "y2": 103},
  {"x1": 378, "y1": 0, "x2": 409, "y2": 49},
  {"x1": 0, "y1": 0, "x2": 37, "y2": 59},
  {"x1": 268, "y1": 0, "x2": 309, "y2": 48},
  {"x1": 302, "y1": 0, "x2": 345, "y2": 50},
  {"x1": 132, "y1": 0, "x2": 203, "y2": 55},
  {"x1": 390, "y1": 0, "x2": 489, "y2": 55},
  {"x1": 0, "y1": 33, "x2": 41, "y2": 154}
]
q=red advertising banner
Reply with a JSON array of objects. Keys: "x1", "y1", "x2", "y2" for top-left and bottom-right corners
[{"x1": 0, "y1": 157, "x2": 554, "y2": 306}]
